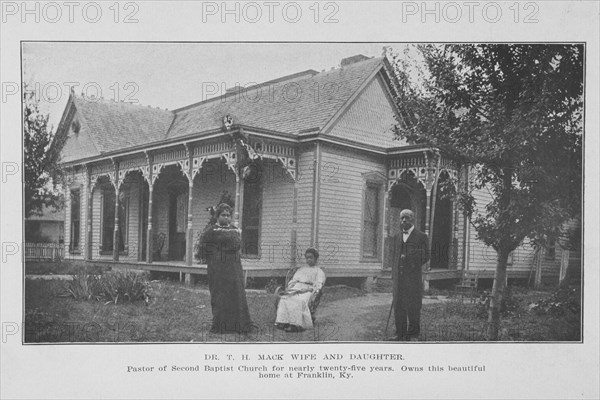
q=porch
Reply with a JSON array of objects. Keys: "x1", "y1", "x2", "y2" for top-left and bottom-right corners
[{"x1": 85, "y1": 259, "x2": 463, "y2": 283}]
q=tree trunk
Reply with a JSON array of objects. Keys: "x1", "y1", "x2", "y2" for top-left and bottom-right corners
[{"x1": 487, "y1": 249, "x2": 511, "y2": 340}]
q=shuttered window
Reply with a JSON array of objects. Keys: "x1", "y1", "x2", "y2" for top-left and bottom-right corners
[
  {"x1": 69, "y1": 189, "x2": 81, "y2": 253},
  {"x1": 242, "y1": 167, "x2": 262, "y2": 256},
  {"x1": 362, "y1": 184, "x2": 380, "y2": 258}
]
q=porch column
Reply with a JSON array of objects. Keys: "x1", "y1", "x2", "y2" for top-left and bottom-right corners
[
  {"x1": 146, "y1": 154, "x2": 154, "y2": 263},
  {"x1": 185, "y1": 180, "x2": 194, "y2": 265},
  {"x1": 234, "y1": 172, "x2": 242, "y2": 226},
  {"x1": 85, "y1": 166, "x2": 94, "y2": 261},
  {"x1": 290, "y1": 182, "x2": 298, "y2": 267},
  {"x1": 112, "y1": 162, "x2": 120, "y2": 261},
  {"x1": 185, "y1": 147, "x2": 195, "y2": 286},
  {"x1": 428, "y1": 165, "x2": 441, "y2": 264},
  {"x1": 450, "y1": 188, "x2": 458, "y2": 269},
  {"x1": 424, "y1": 189, "x2": 432, "y2": 237}
]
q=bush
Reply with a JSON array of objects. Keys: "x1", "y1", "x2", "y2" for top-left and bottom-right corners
[
  {"x1": 61, "y1": 270, "x2": 103, "y2": 301},
  {"x1": 61, "y1": 270, "x2": 150, "y2": 305},
  {"x1": 476, "y1": 286, "x2": 521, "y2": 319},
  {"x1": 528, "y1": 287, "x2": 580, "y2": 316},
  {"x1": 100, "y1": 271, "x2": 151, "y2": 305}
]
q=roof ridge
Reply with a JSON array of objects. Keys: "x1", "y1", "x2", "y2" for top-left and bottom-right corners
[
  {"x1": 73, "y1": 94, "x2": 173, "y2": 112},
  {"x1": 171, "y1": 69, "x2": 319, "y2": 114},
  {"x1": 172, "y1": 56, "x2": 383, "y2": 114}
]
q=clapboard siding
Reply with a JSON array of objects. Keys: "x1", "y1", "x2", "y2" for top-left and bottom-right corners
[
  {"x1": 121, "y1": 181, "x2": 139, "y2": 261},
  {"x1": 250, "y1": 162, "x2": 295, "y2": 268},
  {"x1": 327, "y1": 74, "x2": 402, "y2": 148},
  {"x1": 317, "y1": 144, "x2": 387, "y2": 270},
  {"x1": 466, "y1": 184, "x2": 563, "y2": 278}
]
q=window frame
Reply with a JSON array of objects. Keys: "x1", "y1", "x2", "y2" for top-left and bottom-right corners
[
  {"x1": 69, "y1": 188, "x2": 81, "y2": 254},
  {"x1": 360, "y1": 172, "x2": 386, "y2": 262},
  {"x1": 241, "y1": 172, "x2": 263, "y2": 259},
  {"x1": 99, "y1": 185, "x2": 129, "y2": 255}
]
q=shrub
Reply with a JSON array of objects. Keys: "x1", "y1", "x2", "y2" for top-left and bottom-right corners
[
  {"x1": 100, "y1": 271, "x2": 151, "y2": 305},
  {"x1": 528, "y1": 287, "x2": 580, "y2": 316},
  {"x1": 476, "y1": 286, "x2": 521, "y2": 319},
  {"x1": 60, "y1": 270, "x2": 103, "y2": 301},
  {"x1": 60, "y1": 270, "x2": 150, "y2": 305}
]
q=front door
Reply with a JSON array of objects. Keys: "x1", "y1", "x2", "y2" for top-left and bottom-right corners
[{"x1": 168, "y1": 188, "x2": 187, "y2": 261}]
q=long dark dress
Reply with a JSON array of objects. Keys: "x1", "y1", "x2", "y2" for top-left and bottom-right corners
[{"x1": 201, "y1": 224, "x2": 252, "y2": 333}]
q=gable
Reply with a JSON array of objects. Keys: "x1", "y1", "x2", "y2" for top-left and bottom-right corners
[
  {"x1": 325, "y1": 74, "x2": 406, "y2": 148},
  {"x1": 60, "y1": 109, "x2": 101, "y2": 163}
]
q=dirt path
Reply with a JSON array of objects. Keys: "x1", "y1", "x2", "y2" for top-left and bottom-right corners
[{"x1": 314, "y1": 293, "x2": 447, "y2": 342}]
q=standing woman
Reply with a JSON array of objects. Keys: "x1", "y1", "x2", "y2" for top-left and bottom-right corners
[{"x1": 200, "y1": 203, "x2": 252, "y2": 333}]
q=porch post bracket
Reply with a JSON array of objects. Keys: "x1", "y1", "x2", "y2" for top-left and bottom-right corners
[
  {"x1": 177, "y1": 158, "x2": 192, "y2": 182},
  {"x1": 221, "y1": 152, "x2": 238, "y2": 174},
  {"x1": 191, "y1": 156, "x2": 207, "y2": 180},
  {"x1": 277, "y1": 156, "x2": 297, "y2": 181},
  {"x1": 151, "y1": 163, "x2": 164, "y2": 186}
]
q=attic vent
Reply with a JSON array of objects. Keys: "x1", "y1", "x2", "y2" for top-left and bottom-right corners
[
  {"x1": 71, "y1": 119, "x2": 81, "y2": 134},
  {"x1": 341, "y1": 54, "x2": 370, "y2": 67}
]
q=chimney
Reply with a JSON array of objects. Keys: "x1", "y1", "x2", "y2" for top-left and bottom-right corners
[
  {"x1": 340, "y1": 54, "x2": 370, "y2": 67},
  {"x1": 226, "y1": 85, "x2": 243, "y2": 94}
]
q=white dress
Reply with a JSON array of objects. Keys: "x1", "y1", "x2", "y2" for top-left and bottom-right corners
[{"x1": 275, "y1": 266, "x2": 326, "y2": 329}]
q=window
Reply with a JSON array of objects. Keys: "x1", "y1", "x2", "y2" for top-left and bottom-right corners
[
  {"x1": 545, "y1": 238, "x2": 556, "y2": 260},
  {"x1": 362, "y1": 183, "x2": 381, "y2": 258},
  {"x1": 101, "y1": 187, "x2": 128, "y2": 253},
  {"x1": 69, "y1": 189, "x2": 81, "y2": 253},
  {"x1": 242, "y1": 165, "x2": 262, "y2": 256}
]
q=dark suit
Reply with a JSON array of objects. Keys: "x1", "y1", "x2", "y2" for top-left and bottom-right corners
[{"x1": 389, "y1": 228, "x2": 429, "y2": 339}]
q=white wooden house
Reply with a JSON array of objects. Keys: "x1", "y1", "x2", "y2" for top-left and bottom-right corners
[{"x1": 55, "y1": 54, "x2": 577, "y2": 285}]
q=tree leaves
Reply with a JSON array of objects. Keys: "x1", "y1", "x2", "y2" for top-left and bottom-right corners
[
  {"x1": 24, "y1": 85, "x2": 67, "y2": 217},
  {"x1": 390, "y1": 44, "x2": 583, "y2": 253}
]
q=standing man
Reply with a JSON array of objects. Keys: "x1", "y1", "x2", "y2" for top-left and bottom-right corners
[{"x1": 387, "y1": 209, "x2": 430, "y2": 341}]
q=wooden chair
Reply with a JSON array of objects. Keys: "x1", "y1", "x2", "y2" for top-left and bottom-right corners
[
  {"x1": 153, "y1": 232, "x2": 166, "y2": 261},
  {"x1": 274, "y1": 267, "x2": 324, "y2": 323},
  {"x1": 455, "y1": 270, "x2": 480, "y2": 302}
]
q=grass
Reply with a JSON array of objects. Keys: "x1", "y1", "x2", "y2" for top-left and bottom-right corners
[
  {"x1": 419, "y1": 287, "x2": 581, "y2": 341},
  {"x1": 25, "y1": 260, "x2": 110, "y2": 275},
  {"x1": 24, "y1": 277, "x2": 581, "y2": 343}
]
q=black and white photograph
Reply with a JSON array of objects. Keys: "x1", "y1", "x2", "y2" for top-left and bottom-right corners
[
  {"x1": 21, "y1": 41, "x2": 584, "y2": 343},
  {"x1": 2, "y1": 1, "x2": 599, "y2": 399}
]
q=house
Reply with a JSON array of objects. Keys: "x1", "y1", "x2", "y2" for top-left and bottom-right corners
[
  {"x1": 54, "y1": 54, "x2": 578, "y2": 286},
  {"x1": 25, "y1": 205, "x2": 65, "y2": 261},
  {"x1": 25, "y1": 205, "x2": 65, "y2": 244}
]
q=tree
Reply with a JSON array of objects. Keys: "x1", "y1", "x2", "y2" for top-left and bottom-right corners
[
  {"x1": 24, "y1": 86, "x2": 67, "y2": 217},
  {"x1": 389, "y1": 44, "x2": 583, "y2": 340}
]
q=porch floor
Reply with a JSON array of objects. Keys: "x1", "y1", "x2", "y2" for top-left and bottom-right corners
[{"x1": 86, "y1": 260, "x2": 464, "y2": 280}]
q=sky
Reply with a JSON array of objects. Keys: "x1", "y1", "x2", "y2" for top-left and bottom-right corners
[{"x1": 22, "y1": 42, "x2": 403, "y2": 127}]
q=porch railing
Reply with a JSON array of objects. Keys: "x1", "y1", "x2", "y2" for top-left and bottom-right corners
[{"x1": 24, "y1": 243, "x2": 64, "y2": 261}]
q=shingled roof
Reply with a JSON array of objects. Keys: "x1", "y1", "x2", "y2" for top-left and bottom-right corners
[
  {"x1": 74, "y1": 96, "x2": 174, "y2": 152},
  {"x1": 168, "y1": 56, "x2": 384, "y2": 139},
  {"x1": 60, "y1": 56, "x2": 394, "y2": 163}
]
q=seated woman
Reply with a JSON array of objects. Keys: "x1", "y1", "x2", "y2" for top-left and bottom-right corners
[{"x1": 275, "y1": 248, "x2": 326, "y2": 332}]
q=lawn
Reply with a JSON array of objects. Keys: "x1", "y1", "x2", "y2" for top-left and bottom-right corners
[{"x1": 24, "y1": 276, "x2": 581, "y2": 343}]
